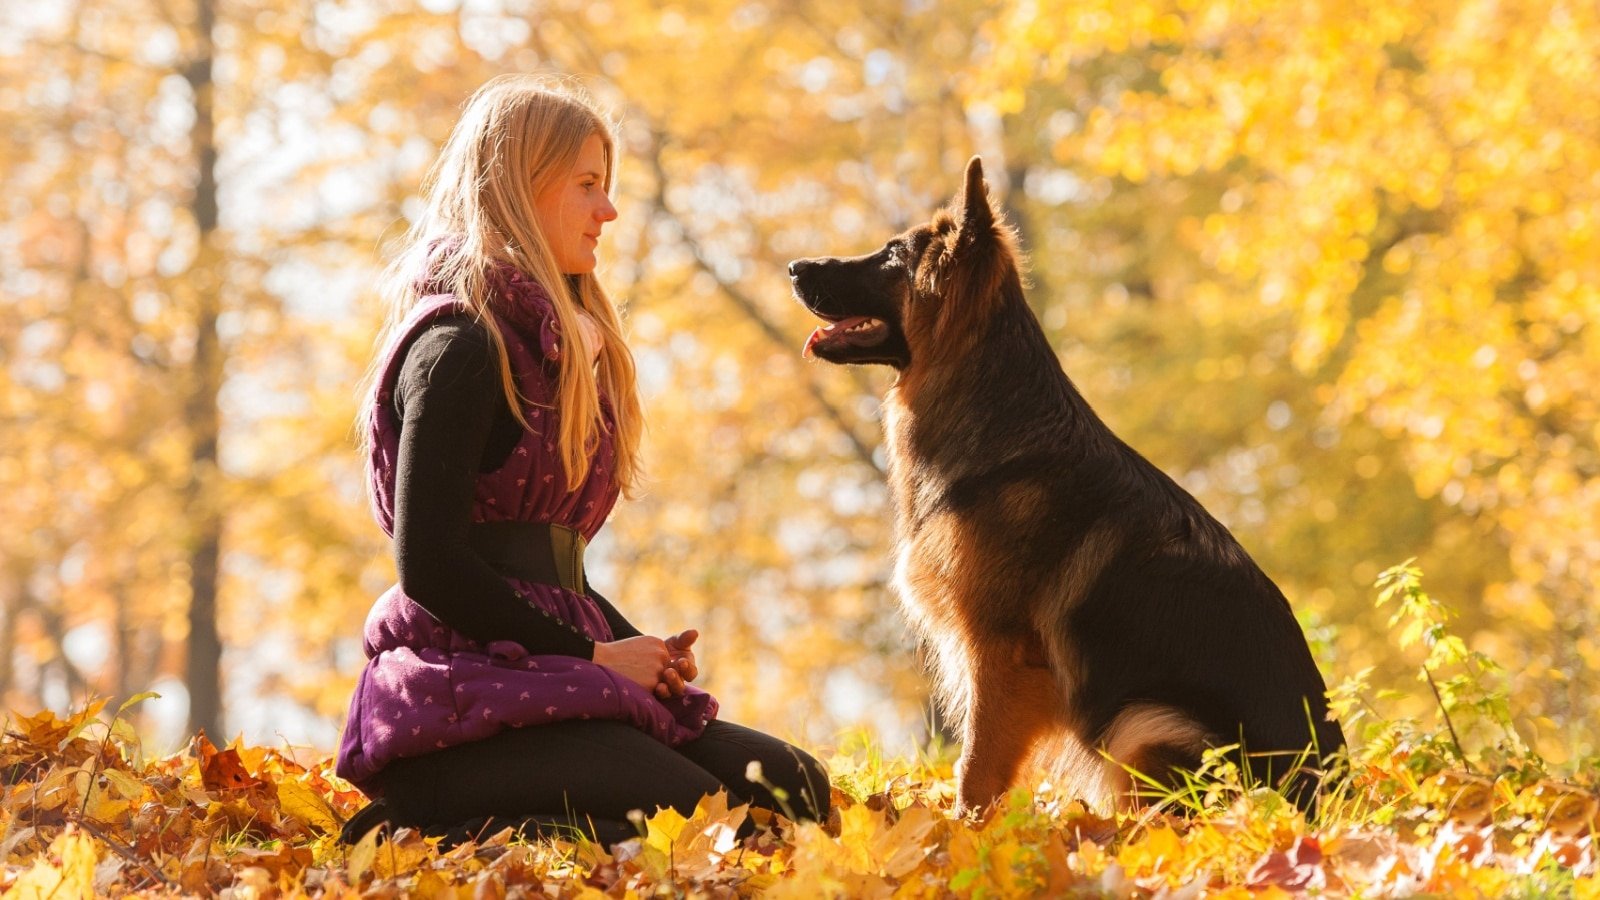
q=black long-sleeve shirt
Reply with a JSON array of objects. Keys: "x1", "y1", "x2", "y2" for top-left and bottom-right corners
[{"x1": 391, "y1": 316, "x2": 642, "y2": 658}]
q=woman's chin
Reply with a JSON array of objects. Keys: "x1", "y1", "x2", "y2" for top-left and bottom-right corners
[{"x1": 559, "y1": 253, "x2": 599, "y2": 276}]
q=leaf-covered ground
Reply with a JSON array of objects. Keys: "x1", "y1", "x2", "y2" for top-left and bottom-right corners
[{"x1": 2, "y1": 698, "x2": 1596, "y2": 898}]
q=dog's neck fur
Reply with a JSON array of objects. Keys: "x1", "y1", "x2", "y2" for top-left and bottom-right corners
[{"x1": 884, "y1": 278, "x2": 1108, "y2": 526}]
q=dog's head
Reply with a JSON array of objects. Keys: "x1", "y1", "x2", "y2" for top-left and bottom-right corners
[{"x1": 789, "y1": 156, "x2": 1020, "y2": 369}]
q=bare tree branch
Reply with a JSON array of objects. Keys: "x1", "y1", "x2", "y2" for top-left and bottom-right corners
[{"x1": 639, "y1": 129, "x2": 883, "y2": 474}]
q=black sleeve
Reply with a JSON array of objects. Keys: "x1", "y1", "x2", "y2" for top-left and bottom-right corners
[
  {"x1": 583, "y1": 578, "x2": 644, "y2": 640},
  {"x1": 392, "y1": 320, "x2": 596, "y2": 659}
]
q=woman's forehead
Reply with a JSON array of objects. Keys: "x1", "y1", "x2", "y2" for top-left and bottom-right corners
[{"x1": 573, "y1": 133, "x2": 608, "y2": 168}]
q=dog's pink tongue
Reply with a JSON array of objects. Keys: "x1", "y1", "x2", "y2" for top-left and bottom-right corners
[{"x1": 803, "y1": 317, "x2": 871, "y2": 358}]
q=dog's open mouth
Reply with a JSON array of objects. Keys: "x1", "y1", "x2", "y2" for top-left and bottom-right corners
[{"x1": 803, "y1": 315, "x2": 888, "y2": 358}]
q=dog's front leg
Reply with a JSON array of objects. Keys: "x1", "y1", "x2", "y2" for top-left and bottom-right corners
[{"x1": 953, "y1": 648, "x2": 1058, "y2": 818}]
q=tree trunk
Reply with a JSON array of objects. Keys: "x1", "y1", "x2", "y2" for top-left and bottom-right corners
[
  {"x1": 182, "y1": 0, "x2": 225, "y2": 741},
  {"x1": 0, "y1": 564, "x2": 20, "y2": 699},
  {"x1": 112, "y1": 585, "x2": 133, "y2": 714}
]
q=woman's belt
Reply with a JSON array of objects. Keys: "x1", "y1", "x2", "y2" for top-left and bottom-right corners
[{"x1": 466, "y1": 521, "x2": 587, "y2": 594}]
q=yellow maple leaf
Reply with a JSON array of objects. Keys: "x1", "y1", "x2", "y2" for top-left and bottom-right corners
[
  {"x1": 81, "y1": 793, "x2": 131, "y2": 825},
  {"x1": 100, "y1": 767, "x2": 150, "y2": 805},
  {"x1": 871, "y1": 805, "x2": 937, "y2": 879},
  {"x1": 55, "y1": 699, "x2": 110, "y2": 751},
  {"x1": 345, "y1": 825, "x2": 379, "y2": 884},
  {"x1": 372, "y1": 828, "x2": 433, "y2": 879},
  {"x1": 664, "y1": 790, "x2": 746, "y2": 878},
  {"x1": 409, "y1": 869, "x2": 459, "y2": 900},
  {"x1": 1117, "y1": 824, "x2": 1184, "y2": 877},
  {"x1": 277, "y1": 778, "x2": 340, "y2": 832},
  {"x1": 833, "y1": 804, "x2": 885, "y2": 874},
  {"x1": 642, "y1": 805, "x2": 689, "y2": 857},
  {"x1": 6, "y1": 826, "x2": 99, "y2": 900}
]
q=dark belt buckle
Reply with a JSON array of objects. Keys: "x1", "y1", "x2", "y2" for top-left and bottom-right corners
[{"x1": 550, "y1": 524, "x2": 586, "y2": 594}]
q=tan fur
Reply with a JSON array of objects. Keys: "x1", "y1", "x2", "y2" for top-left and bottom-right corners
[
  {"x1": 893, "y1": 504, "x2": 1138, "y2": 813},
  {"x1": 956, "y1": 658, "x2": 1063, "y2": 814},
  {"x1": 885, "y1": 393, "x2": 1080, "y2": 814},
  {"x1": 996, "y1": 480, "x2": 1050, "y2": 527},
  {"x1": 1031, "y1": 731, "x2": 1115, "y2": 809},
  {"x1": 890, "y1": 506, "x2": 984, "y2": 738},
  {"x1": 1101, "y1": 704, "x2": 1215, "y2": 805},
  {"x1": 1032, "y1": 521, "x2": 1123, "y2": 648}
]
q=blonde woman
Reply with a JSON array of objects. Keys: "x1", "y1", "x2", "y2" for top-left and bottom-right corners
[{"x1": 336, "y1": 75, "x2": 829, "y2": 846}]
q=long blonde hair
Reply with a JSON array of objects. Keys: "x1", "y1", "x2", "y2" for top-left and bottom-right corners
[{"x1": 364, "y1": 74, "x2": 642, "y2": 496}]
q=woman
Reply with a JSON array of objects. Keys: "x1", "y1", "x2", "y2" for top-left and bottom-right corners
[{"x1": 336, "y1": 75, "x2": 830, "y2": 847}]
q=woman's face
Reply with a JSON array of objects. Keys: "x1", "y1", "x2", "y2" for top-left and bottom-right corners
[{"x1": 533, "y1": 133, "x2": 617, "y2": 275}]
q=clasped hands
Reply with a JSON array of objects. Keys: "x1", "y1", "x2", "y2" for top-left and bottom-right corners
[{"x1": 591, "y1": 629, "x2": 699, "y2": 701}]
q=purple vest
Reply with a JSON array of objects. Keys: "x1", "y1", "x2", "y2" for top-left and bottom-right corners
[{"x1": 336, "y1": 268, "x2": 717, "y2": 792}]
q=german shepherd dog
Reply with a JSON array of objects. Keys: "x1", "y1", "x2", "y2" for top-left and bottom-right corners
[{"x1": 789, "y1": 158, "x2": 1344, "y2": 816}]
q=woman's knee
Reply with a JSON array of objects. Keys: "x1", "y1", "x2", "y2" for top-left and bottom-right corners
[
  {"x1": 684, "y1": 721, "x2": 832, "y2": 822},
  {"x1": 776, "y1": 745, "x2": 832, "y2": 821}
]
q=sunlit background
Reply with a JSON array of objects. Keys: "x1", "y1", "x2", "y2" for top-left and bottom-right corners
[{"x1": 2, "y1": 0, "x2": 1597, "y2": 766}]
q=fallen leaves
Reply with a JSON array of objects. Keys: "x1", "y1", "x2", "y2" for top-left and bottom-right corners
[
  {"x1": 6, "y1": 827, "x2": 100, "y2": 900},
  {"x1": 1246, "y1": 836, "x2": 1324, "y2": 891},
  {"x1": 2, "y1": 699, "x2": 1598, "y2": 896}
]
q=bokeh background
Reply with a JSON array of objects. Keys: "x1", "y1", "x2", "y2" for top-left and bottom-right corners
[{"x1": 2, "y1": 0, "x2": 1596, "y2": 764}]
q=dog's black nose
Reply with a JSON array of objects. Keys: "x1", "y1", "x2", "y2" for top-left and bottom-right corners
[{"x1": 788, "y1": 258, "x2": 810, "y2": 278}]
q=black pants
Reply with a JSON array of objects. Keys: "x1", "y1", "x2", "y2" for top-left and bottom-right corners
[{"x1": 355, "y1": 719, "x2": 830, "y2": 846}]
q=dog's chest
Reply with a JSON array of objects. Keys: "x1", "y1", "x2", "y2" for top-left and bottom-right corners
[
  {"x1": 883, "y1": 398, "x2": 991, "y2": 630},
  {"x1": 881, "y1": 395, "x2": 946, "y2": 525},
  {"x1": 884, "y1": 394, "x2": 1054, "y2": 652}
]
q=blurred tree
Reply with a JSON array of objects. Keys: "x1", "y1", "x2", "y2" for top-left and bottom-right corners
[
  {"x1": 181, "y1": 0, "x2": 224, "y2": 741},
  {"x1": 977, "y1": 0, "x2": 1600, "y2": 759},
  {"x1": 0, "y1": 0, "x2": 392, "y2": 739},
  {"x1": 2, "y1": 0, "x2": 1594, "y2": 765}
]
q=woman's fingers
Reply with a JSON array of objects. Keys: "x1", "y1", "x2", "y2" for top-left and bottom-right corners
[
  {"x1": 671, "y1": 655, "x2": 698, "y2": 682},
  {"x1": 594, "y1": 636, "x2": 675, "y2": 692},
  {"x1": 653, "y1": 666, "x2": 687, "y2": 699},
  {"x1": 663, "y1": 632, "x2": 699, "y2": 683},
  {"x1": 599, "y1": 634, "x2": 700, "y2": 699}
]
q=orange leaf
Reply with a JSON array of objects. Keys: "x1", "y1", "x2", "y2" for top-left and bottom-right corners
[
  {"x1": 192, "y1": 732, "x2": 267, "y2": 794},
  {"x1": 1246, "y1": 836, "x2": 1325, "y2": 891},
  {"x1": 228, "y1": 845, "x2": 314, "y2": 878}
]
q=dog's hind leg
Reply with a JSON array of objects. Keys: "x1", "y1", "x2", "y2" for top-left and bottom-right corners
[{"x1": 953, "y1": 645, "x2": 1061, "y2": 817}]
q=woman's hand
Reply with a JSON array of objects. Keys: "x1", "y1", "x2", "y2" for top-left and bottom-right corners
[
  {"x1": 655, "y1": 629, "x2": 699, "y2": 700},
  {"x1": 591, "y1": 636, "x2": 672, "y2": 692}
]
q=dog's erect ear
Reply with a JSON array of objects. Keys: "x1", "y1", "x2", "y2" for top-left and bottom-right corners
[{"x1": 960, "y1": 156, "x2": 994, "y2": 233}]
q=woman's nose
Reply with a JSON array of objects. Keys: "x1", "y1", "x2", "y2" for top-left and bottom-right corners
[{"x1": 598, "y1": 196, "x2": 618, "y2": 222}]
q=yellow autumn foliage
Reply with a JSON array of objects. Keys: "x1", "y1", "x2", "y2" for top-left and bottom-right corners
[{"x1": 1, "y1": 0, "x2": 1596, "y2": 813}]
